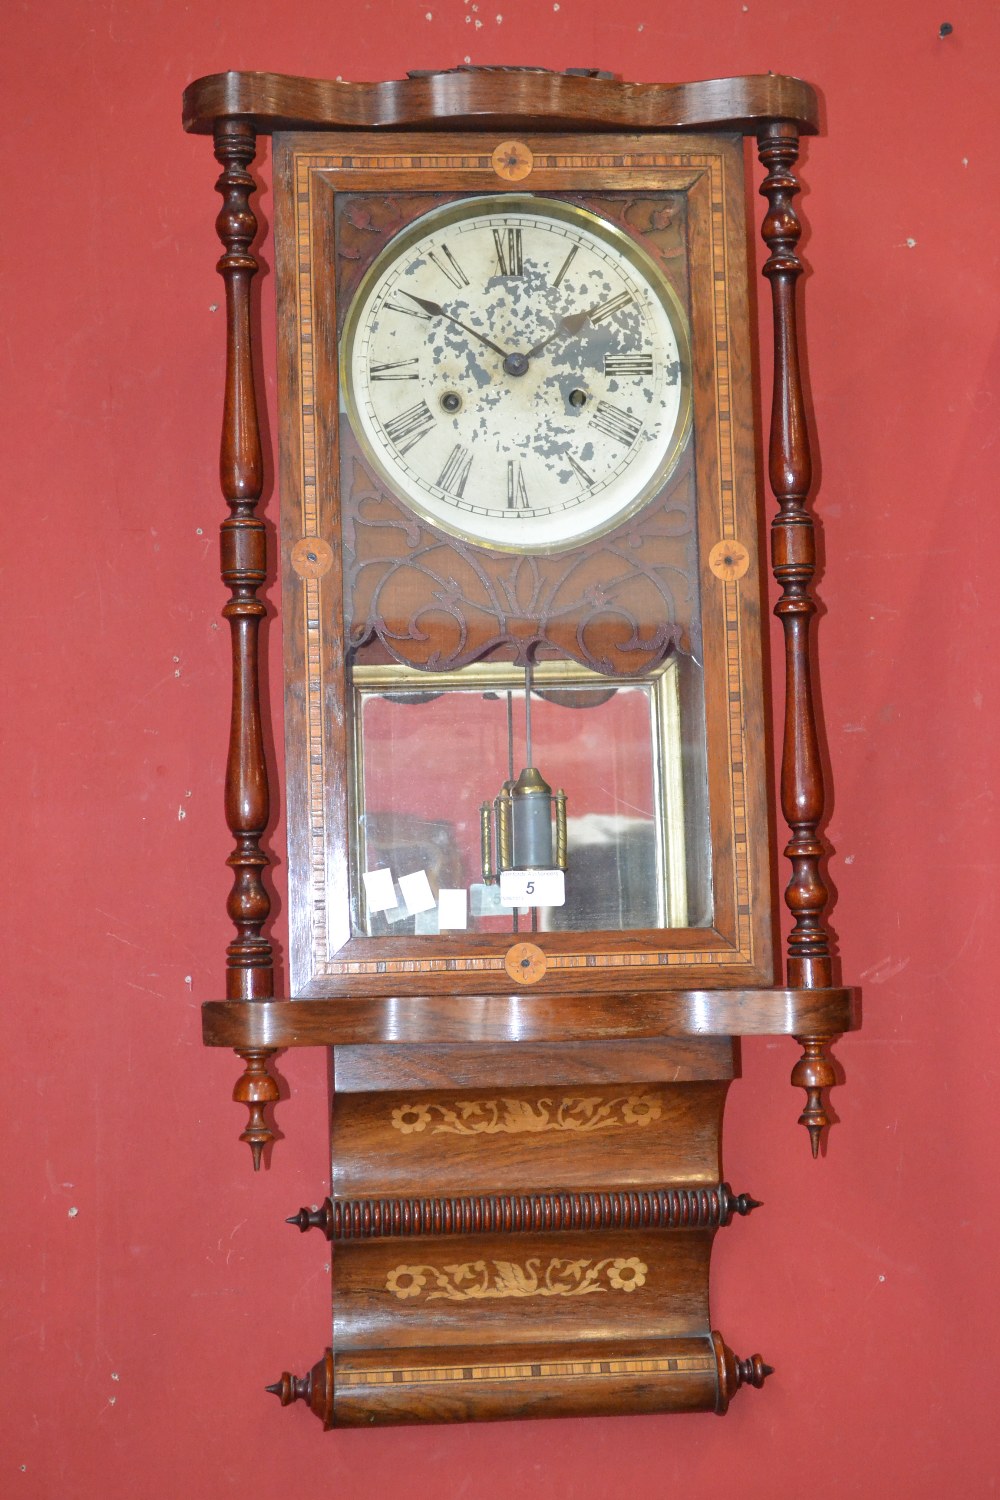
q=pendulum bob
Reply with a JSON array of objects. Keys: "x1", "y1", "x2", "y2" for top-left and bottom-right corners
[
  {"x1": 481, "y1": 770, "x2": 568, "y2": 881},
  {"x1": 511, "y1": 766, "x2": 554, "y2": 869}
]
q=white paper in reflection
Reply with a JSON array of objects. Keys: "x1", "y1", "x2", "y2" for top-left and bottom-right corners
[
  {"x1": 362, "y1": 866, "x2": 397, "y2": 913},
  {"x1": 438, "y1": 888, "x2": 468, "y2": 930},
  {"x1": 399, "y1": 869, "x2": 436, "y2": 915}
]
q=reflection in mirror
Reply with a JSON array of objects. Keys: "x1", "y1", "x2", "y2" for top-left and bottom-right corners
[{"x1": 350, "y1": 659, "x2": 712, "y2": 938}]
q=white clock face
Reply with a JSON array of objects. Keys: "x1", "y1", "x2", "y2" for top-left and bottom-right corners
[{"x1": 341, "y1": 195, "x2": 691, "y2": 552}]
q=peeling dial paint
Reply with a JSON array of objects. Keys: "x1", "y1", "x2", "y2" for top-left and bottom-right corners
[{"x1": 343, "y1": 195, "x2": 691, "y2": 552}]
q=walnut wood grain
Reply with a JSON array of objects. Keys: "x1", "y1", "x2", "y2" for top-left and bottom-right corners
[
  {"x1": 758, "y1": 121, "x2": 842, "y2": 1154},
  {"x1": 325, "y1": 1026, "x2": 734, "y2": 1418},
  {"x1": 267, "y1": 1349, "x2": 334, "y2": 1429},
  {"x1": 333, "y1": 1037, "x2": 736, "y2": 1091},
  {"x1": 202, "y1": 987, "x2": 858, "y2": 1048},
  {"x1": 288, "y1": 1184, "x2": 760, "y2": 1240},
  {"x1": 333, "y1": 1229, "x2": 711, "y2": 1348},
  {"x1": 184, "y1": 70, "x2": 819, "y2": 138},
  {"x1": 331, "y1": 1080, "x2": 728, "y2": 1195},
  {"x1": 213, "y1": 120, "x2": 277, "y2": 1168},
  {"x1": 713, "y1": 1332, "x2": 773, "y2": 1415},
  {"x1": 215, "y1": 120, "x2": 272, "y2": 1002},
  {"x1": 268, "y1": 1334, "x2": 769, "y2": 1426}
]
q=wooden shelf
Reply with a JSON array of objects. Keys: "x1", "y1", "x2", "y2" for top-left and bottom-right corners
[{"x1": 202, "y1": 987, "x2": 858, "y2": 1049}]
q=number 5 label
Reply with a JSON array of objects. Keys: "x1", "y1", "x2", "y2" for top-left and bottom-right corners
[{"x1": 499, "y1": 869, "x2": 565, "y2": 908}]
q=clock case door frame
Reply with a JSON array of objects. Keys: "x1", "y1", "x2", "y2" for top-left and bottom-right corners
[{"x1": 274, "y1": 131, "x2": 773, "y2": 999}]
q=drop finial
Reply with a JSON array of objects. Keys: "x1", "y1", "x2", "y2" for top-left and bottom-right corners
[{"x1": 792, "y1": 1035, "x2": 836, "y2": 1156}]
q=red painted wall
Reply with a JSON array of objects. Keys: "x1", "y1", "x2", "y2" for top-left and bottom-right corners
[{"x1": 5, "y1": 2, "x2": 997, "y2": 1494}]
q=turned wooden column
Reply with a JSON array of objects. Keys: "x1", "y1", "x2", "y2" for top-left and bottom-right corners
[
  {"x1": 213, "y1": 118, "x2": 278, "y2": 1167},
  {"x1": 758, "y1": 122, "x2": 837, "y2": 1154}
]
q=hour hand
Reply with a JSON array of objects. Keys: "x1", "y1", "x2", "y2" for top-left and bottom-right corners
[
  {"x1": 524, "y1": 312, "x2": 591, "y2": 359},
  {"x1": 400, "y1": 292, "x2": 510, "y2": 359}
]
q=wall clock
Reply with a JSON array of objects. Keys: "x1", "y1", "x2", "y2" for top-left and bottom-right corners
[{"x1": 183, "y1": 66, "x2": 859, "y2": 1429}]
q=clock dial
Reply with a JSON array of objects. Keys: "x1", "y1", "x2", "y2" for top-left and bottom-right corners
[{"x1": 341, "y1": 195, "x2": 691, "y2": 551}]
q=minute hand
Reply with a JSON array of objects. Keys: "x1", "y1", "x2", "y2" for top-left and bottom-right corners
[
  {"x1": 527, "y1": 290, "x2": 638, "y2": 358},
  {"x1": 400, "y1": 292, "x2": 511, "y2": 359}
]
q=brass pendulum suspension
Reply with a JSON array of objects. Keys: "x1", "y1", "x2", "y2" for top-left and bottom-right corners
[{"x1": 481, "y1": 662, "x2": 567, "y2": 881}]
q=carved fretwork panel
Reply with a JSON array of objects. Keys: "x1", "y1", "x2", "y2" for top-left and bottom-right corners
[
  {"x1": 334, "y1": 189, "x2": 691, "y2": 329},
  {"x1": 343, "y1": 444, "x2": 697, "y2": 675}
]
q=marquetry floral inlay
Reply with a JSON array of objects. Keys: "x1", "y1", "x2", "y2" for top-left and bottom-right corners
[
  {"x1": 385, "y1": 1256, "x2": 649, "y2": 1302},
  {"x1": 389, "y1": 1093, "x2": 662, "y2": 1136}
]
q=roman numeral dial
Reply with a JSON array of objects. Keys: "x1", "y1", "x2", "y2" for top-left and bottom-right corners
[
  {"x1": 370, "y1": 358, "x2": 420, "y2": 382},
  {"x1": 437, "y1": 444, "x2": 474, "y2": 498},
  {"x1": 382, "y1": 401, "x2": 436, "y2": 455},
  {"x1": 592, "y1": 402, "x2": 644, "y2": 447},
  {"x1": 492, "y1": 228, "x2": 523, "y2": 278},
  {"x1": 343, "y1": 194, "x2": 690, "y2": 552},
  {"x1": 428, "y1": 244, "x2": 468, "y2": 289},
  {"x1": 590, "y1": 291, "x2": 634, "y2": 324},
  {"x1": 605, "y1": 353, "x2": 654, "y2": 378},
  {"x1": 506, "y1": 461, "x2": 530, "y2": 510}
]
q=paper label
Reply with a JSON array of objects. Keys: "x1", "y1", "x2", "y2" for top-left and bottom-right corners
[
  {"x1": 499, "y1": 869, "x2": 566, "y2": 908},
  {"x1": 437, "y1": 888, "x2": 468, "y2": 931},
  {"x1": 362, "y1": 867, "x2": 397, "y2": 913},
  {"x1": 398, "y1": 869, "x2": 436, "y2": 915}
]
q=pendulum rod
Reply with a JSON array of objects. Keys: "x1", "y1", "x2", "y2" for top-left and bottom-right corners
[{"x1": 524, "y1": 661, "x2": 539, "y2": 933}]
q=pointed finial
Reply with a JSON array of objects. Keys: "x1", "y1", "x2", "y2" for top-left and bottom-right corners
[
  {"x1": 792, "y1": 1035, "x2": 836, "y2": 1157},
  {"x1": 720, "y1": 1184, "x2": 763, "y2": 1223},
  {"x1": 713, "y1": 1334, "x2": 774, "y2": 1411},
  {"x1": 233, "y1": 1048, "x2": 279, "y2": 1168},
  {"x1": 266, "y1": 1353, "x2": 334, "y2": 1427},
  {"x1": 286, "y1": 1202, "x2": 333, "y2": 1236},
  {"x1": 734, "y1": 1353, "x2": 774, "y2": 1390}
]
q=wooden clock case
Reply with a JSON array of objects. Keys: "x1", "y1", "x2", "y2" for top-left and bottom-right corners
[{"x1": 182, "y1": 67, "x2": 859, "y2": 1429}]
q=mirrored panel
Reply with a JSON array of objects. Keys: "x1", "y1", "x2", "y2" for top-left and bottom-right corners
[{"x1": 350, "y1": 658, "x2": 712, "y2": 938}]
